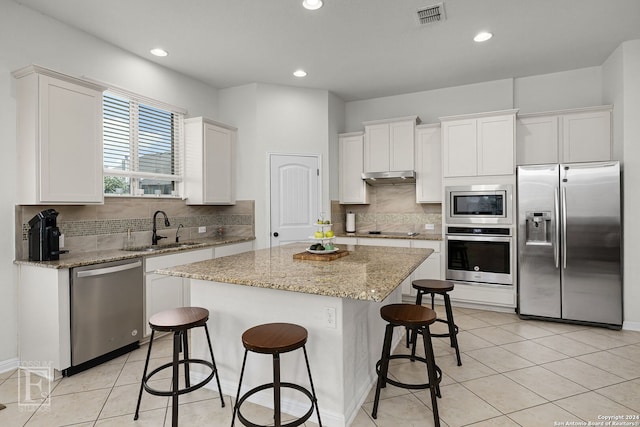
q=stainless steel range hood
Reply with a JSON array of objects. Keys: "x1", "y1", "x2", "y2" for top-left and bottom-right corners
[{"x1": 361, "y1": 170, "x2": 416, "y2": 185}]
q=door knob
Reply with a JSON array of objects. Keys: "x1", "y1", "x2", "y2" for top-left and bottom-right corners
[{"x1": 273, "y1": 232, "x2": 279, "y2": 237}]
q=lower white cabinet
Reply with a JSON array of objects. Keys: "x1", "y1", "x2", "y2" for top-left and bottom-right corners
[
  {"x1": 144, "y1": 248, "x2": 213, "y2": 336},
  {"x1": 214, "y1": 240, "x2": 254, "y2": 258}
]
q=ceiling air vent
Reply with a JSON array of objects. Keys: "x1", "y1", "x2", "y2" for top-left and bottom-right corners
[{"x1": 416, "y1": 3, "x2": 446, "y2": 25}]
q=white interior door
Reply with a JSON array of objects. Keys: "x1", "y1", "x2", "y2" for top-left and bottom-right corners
[{"x1": 270, "y1": 154, "x2": 320, "y2": 247}]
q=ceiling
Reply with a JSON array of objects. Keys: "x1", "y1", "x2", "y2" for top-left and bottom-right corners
[{"x1": 14, "y1": 0, "x2": 640, "y2": 101}]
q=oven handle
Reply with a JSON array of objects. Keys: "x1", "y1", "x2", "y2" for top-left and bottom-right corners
[{"x1": 446, "y1": 235, "x2": 512, "y2": 243}]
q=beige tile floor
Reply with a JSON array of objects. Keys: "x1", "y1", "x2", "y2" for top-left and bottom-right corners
[{"x1": 1, "y1": 305, "x2": 640, "y2": 426}]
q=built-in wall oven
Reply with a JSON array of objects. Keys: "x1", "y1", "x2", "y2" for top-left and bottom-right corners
[
  {"x1": 445, "y1": 226, "x2": 513, "y2": 285},
  {"x1": 445, "y1": 184, "x2": 512, "y2": 225}
]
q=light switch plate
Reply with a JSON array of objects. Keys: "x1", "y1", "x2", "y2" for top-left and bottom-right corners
[{"x1": 198, "y1": 226, "x2": 206, "y2": 233}]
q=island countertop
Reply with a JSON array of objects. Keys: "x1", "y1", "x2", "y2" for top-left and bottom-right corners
[{"x1": 156, "y1": 242, "x2": 432, "y2": 302}]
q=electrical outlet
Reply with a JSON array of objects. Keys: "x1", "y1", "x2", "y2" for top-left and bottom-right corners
[
  {"x1": 324, "y1": 307, "x2": 336, "y2": 329},
  {"x1": 424, "y1": 224, "x2": 435, "y2": 230},
  {"x1": 59, "y1": 234, "x2": 65, "y2": 248},
  {"x1": 198, "y1": 226, "x2": 206, "y2": 233}
]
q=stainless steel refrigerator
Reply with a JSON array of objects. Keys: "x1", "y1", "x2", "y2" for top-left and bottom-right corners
[{"x1": 517, "y1": 161, "x2": 622, "y2": 327}]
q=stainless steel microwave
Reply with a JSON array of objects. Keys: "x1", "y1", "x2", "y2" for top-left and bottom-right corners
[{"x1": 445, "y1": 184, "x2": 512, "y2": 225}]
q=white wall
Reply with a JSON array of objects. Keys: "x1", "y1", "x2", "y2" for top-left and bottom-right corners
[
  {"x1": 219, "y1": 83, "x2": 331, "y2": 249},
  {"x1": 344, "y1": 78, "x2": 514, "y2": 131},
  {"x1": 0, "y1": 0, "x2": 219, "y2": 366},
  {"x1": 514, "y1": 67, "x2": 603, "y2": 114}
]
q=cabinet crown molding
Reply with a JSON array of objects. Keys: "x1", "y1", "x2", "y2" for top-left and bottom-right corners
[
  {"x1": 12, "y1": 64, "x2": 107, "y2": 92},
  {"x1": 516, "y1": 105, "x2": 612, "y2": 119},
  {"x1": 184, "y1": 116, "x2": 237, "y2": 131},
  {"x1": 362, "y1": 115, "x2": 420, "y2": 127},
  {"x1": 338, "y1": 131, "x2": 364, "y2": 137},
  {"x1": 439, "y1": 109, "x2": 518, "y2": 122}
]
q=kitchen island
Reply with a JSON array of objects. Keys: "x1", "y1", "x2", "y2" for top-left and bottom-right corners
[{"x1": 156, "y1": 242, "x2": 432, "y2": 427}]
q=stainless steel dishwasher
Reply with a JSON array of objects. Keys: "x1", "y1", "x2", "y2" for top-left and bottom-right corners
[{"x1": 66, "y1": 258, "x2": 143, "y2": 376}]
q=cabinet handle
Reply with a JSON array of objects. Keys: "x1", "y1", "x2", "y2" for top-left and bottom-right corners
[{"x1": 273, "y1": 232, "x2": 279, "y2": 237}]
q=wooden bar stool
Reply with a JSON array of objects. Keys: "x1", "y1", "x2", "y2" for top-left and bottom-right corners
[
  {"x1": 372, "y1": 303, "x2": 442, "y2": 427},
  {"x1": 411, "y1": 279, "x2": 462, "y2": 366},
  {"x1": 134, "y1": 307, "x2": 224, "y2": 427},
  {"x1": 231, "y1": 322, "x2": 322, "y2": 427}
]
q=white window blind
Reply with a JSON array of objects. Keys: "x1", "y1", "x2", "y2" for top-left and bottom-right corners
[{"x1": 103, "y1": 91, "x2": 183, "y2": 196}]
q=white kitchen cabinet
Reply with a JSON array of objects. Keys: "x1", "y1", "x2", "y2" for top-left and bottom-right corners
[
  {"x1": 144, "y1": 248, "x2": 214, "y2": 336},
  {"x1": 409, "y1": 240, "x2": 442, "y2": 298},
  {"x1": 363, "y1": 116, "x2": 418, "y2": 173},
  {"x1": 338, "y1": 132, "x2": 369, "y2": 204},
  {"x1": 442, "y1": 110, "x2": 517, "y2": 178},
  {"x1": 516, "y1": 106, "x2": 612, "y2": 165},
  {"x1": 415, "y1": 124, "x2": 442, "y2": 203},
  {"x1": 184, "y1": 117, "x2": 237, "y2": 205},
  {"x1": 13, "y1": 65, "x2": 106, "y2": 204}
]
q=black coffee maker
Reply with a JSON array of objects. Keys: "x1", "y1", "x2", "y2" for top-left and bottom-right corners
[{"x1": 28, "y1": 209, "x2": 68, "y2": 261}]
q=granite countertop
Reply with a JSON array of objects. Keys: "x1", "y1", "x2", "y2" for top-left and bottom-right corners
[
  {"x1": 14, "y1": 236, "x2": 255, "y2": 269},
  {"x1": 156, "y1": 242, "x2": 433, "y2": 302},
  {"x1": 336, "y1": 232, "x2": 443, "y2": 241}
]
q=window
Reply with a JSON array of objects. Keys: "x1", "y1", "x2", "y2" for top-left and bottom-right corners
[{"x1": 103, "y1": 91, "x2": 184, "y2": 196}]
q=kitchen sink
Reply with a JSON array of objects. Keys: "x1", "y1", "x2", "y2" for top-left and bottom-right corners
[{"x1": 124, "y1": 242, "x2": 201, "y2": 252}]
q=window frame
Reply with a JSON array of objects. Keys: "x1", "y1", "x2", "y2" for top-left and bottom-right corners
[{"x1": 102, "y1": 88, "x2": 186, "y2": 198}]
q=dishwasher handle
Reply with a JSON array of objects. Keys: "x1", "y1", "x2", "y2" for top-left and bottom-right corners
[{"x1": 75, "y1": 260, "x2": 142, "y2": 278}]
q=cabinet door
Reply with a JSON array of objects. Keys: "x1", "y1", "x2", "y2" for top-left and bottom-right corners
[
  {"x1": 562, "y1": 110, "x2": 611, "y2": 163},
  {"x1": 339, "y1": 134, "x2": 369, "y2": 204},
  {"x1": 415, "y1": 126, "x2": 442, "y2": 203},
  {"x1": 363, "y1": 123, "x2": 389, "y2": 173},
  {"x1": 145, "y1": 273, "x2": 185, "y2": 336},
  {"x1": 389, "y1": 120, "x2": 415, "y2": 171},
  {"x1": 516, "y1": 116, "x2": 559, "y2": 165},
  {"x1": 442, "y1": 119, "x2": 477, "y2": 177},
  {"x1": 477, "y1": 114, "x2": 514, "y2": 176},
  {"x1": 203, "y1": 123, "x2": 235, "y2": 204},
  {"x1": 39, "y1": 76, "x2": 103, "y2": 203}
]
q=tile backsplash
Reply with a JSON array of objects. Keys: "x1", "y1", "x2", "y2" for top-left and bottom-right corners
[
  {"x1": 16, "y1": 198, "x2": 255, "y2": 259},
  {"x1": 331, "y1": 184, "x2": 442, "y2": 235}
]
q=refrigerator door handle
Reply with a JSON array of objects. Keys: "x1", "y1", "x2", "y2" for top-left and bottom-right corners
[
  {"x1": 562, "y1": 186, "x2": 567, "y2": 269},
  {"x1": 554, "y1": 186, "x2": 560, "y2": 269}
]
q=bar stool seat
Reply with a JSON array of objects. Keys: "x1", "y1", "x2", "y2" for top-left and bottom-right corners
[
  {"x1": 134, "y1": 307, "x2": 224, "y2": 427},
  {"x1": 232, "y1": 323, "x2": 322, "y2": 427},
  {"x1": 372, "y1": 304, "x2": 442, "y2": 427},
  {"x1": 410, "y1": 279, "x2": 462, "y2": 366}
]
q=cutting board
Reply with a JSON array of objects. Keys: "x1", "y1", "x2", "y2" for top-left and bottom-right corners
[{"x1": 293, "y1": 249, "x2": 349, "y2": 261}]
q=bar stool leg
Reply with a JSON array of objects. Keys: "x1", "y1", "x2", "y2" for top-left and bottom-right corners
[
  {"x1": 444, "y1": 294, "x2": 462, "y2": 366},
  {"x1": 231, "y1": 350, "x2": 249, "y2": 427},
  {"x1": 134, "y1": 330, "x2": 155, "y2": 420},
  {"x1": 171, "y1": 331, "x2": 181, "y2": 427},
  {"x1": 204, "y1": 323, "x2": 225, "y2": 406},
  {"x1": 422, "y1": 327, "x2": 441, "y2": 427},
  {"x1": 182, "y1": 330, "x2": 191, "y2": 388},
  {"x1": 302, "y1": 345, "x2": 322, "y2": 427},
  {"x1": 273, "y1": 352, "x2": 281, "y2": 427},
  {"x1": 372, "y1": 323, "x2": 394, "y2": 419}
]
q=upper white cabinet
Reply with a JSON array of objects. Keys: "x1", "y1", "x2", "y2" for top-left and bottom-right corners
[
  {"x1": 516, "y1": 106, "x2": 612, "y2": 165},
  {"x1": 415, "y1": 124, "x2": 442, "y2": 203},
  {"x1": 184, "y1": 117, "x2": 237, "y2": 205},
  {"x1": 441, "y1": 110, "x2": 517, "y2": 178},
  {"x1": 363, "y1": 116, "x2": 418, "y2": 173},
  {"x1": 339, "y1": 132, "x2": 369, "y2": 204},
  {"x1": 13, "y1": 65, "x2": 106, "y2": 204}
]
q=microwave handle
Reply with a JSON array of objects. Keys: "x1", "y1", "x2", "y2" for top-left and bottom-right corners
[{"x1": 554, "y1": 186, "x2": 559, "y2": 269}]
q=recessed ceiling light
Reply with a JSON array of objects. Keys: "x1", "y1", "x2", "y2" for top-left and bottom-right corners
[
  {"x1": 302, "y1": 0, "x2": 323, "y2": 10},
  {"x1": 293, "y1": 69, "x2": 307, "y2": 77},
  {"x1": 473, "y1": 32, "x2": 493, "y2": 42},
  {"x1": 150, "y1": 48, "x2": 168, "y2": 57}
]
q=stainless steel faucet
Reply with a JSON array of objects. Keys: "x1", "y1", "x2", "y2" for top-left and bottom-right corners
[
  {"x1": 175, "y1": 224, "x2": 184, "y2": 243},
  {"x1": 152, "y1": 210, "x2": 170, "y2": 245}
]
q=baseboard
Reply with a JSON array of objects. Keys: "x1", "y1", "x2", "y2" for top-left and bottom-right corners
[
  {"x1": 623, "y1": 320, "x2": 640, "y2": 331},
  {"x1": 0, "y1": 358, "x2": 20, "y2": 374}
]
